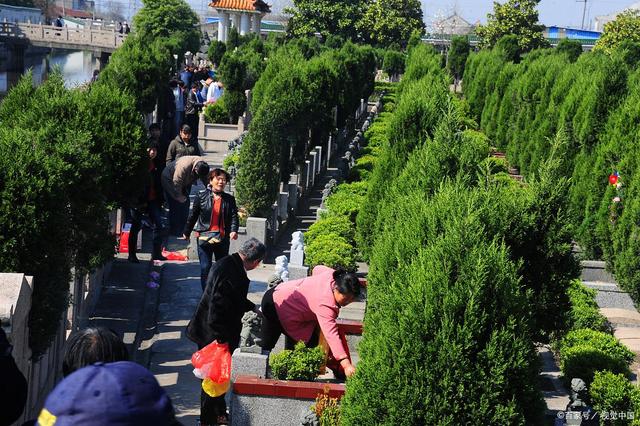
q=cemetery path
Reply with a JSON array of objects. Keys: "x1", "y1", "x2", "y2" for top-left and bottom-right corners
[{"x1": 582, "y1": 261, "x2": 640, "y2": 381}]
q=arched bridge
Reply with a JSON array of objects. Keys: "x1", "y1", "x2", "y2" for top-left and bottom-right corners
[{"x1": 0, "y1": 21, "x2": 126, "y2": 53}]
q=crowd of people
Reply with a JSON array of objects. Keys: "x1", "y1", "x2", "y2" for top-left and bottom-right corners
[{"x1": 126, "y1": 63, "x2": 226, "y2": 261}]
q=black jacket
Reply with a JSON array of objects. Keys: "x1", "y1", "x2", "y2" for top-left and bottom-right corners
[
  {"x1": 166, "y1": 135, "x2": 201, "y2": 164},
  {"x1": 185, "y1": 90, "x2": 203, "y2": 116},
  {"x1": 184, "y1": 188, "x2": 239, "y2": 237},
  {"x1": 186, "y1": 253, "x2": 255, "y2": 350}
]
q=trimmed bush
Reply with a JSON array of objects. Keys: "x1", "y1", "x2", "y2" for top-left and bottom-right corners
[
  {"x1": 324, "y1": 181, "x2": 368, "y2": 224},
  {"x1": 203, "y1": 97, "x2": 229, "y2": 124},
  {"x1": 566, "y1": 280, "x2": 610, "y2": 332},
  {"x1": 305, "y1": 234, "x2": 357, "y2": 272},
  {"x1": 559, "y1": 328, "x2": 634, "y2": 385},
  {"x1": 269, "y1": 342, "x2": 325, "y2": 381},
  {"x1": 305, "y1": 216, "x2": 355, "y2": 247},
  {"x1": 589, "y1": 371, "x2": 640, "y2": 425}
]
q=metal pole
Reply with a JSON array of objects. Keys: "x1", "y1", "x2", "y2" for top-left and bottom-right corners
[{"x1": 580, "y1": 0, "x2": 588, "y2": 29}]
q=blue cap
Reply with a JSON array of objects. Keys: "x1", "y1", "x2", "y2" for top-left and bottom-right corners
[{"x1": 37, "y1": 361, "x2": 175, "y2": 426}]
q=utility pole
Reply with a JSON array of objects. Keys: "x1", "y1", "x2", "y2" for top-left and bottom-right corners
[{"x1": 578, "y1": 0, "x2": 588, "y2": 29}]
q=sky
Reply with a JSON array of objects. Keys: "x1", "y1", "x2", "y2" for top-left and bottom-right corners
[
  {"x1": 100, "y1": 0, "x2": 640, "y2": 31},
  {"x1": 420, "y1": 0, "x2": 638, "y2": 30}
]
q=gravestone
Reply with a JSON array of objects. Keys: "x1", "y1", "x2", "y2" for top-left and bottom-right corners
[
  {"x1": 287, "y1": 181, "x2": 298, "y2": 211},
  {"x1": 310, "y1": 151, "x2": 318, "y2": 187},
  {"x1": 278, "y1": 192, "x2": 288, "y2": 220},
  {"x1": 304, "y1": 160, "x2": 311, "y2": 191},
  {"x1": 314, "y1": 146, "x2": 323, "y2": 173},
  {"x1": 326, "y1": 135, "x2": 332, "y2": 166}
]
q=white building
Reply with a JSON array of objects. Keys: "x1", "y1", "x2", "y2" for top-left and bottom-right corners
[
  {"x1": 209, "y1": 0, "x2": 271, "y2": 42},
  {"x1": 594, "y1": 1, "x2": 640, "y2": 32},
  {"x1": 432, "y1": 12, "x2": 474, "y2": 36}
]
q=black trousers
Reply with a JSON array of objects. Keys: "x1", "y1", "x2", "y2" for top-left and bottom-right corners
[
  {"x1": 199, "y1": 340, "x2": 237, "y2": 424},
  {"x1": 260, "y1": 287, "x2": 319, "y2": 351}
]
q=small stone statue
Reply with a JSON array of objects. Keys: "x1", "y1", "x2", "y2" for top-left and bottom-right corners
[
  {"x1": 267, "y1": 273, "x2": 283, "y2": 289},
  {"x1": 291, "y1": 231, "x2": 304, "y2": 251},
  {"x1": 563, "y1": 378, "x2": 598, "y2": 425},
  {"x1": 275, "y1": 255, "x2": 289, "y2": 282},
  {"x1": 290, "y1": 231, "x2": 305, "y2": 266},
  {"x1": 239, "y1": 311, "x2": 262, "y2": 348}
]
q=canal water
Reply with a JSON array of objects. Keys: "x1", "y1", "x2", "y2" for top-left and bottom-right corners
[{"x1": 0, "y1": 48, "x2": 95, "y2": 91}]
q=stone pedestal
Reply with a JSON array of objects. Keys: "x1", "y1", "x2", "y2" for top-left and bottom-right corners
[
  {"x1": 288, "y1": 264, "x2": 309, "y2": 280},
  {"x1": 290, "y1": 248, "x2": 304, "y2": 266},
  {"x1": 231, "y1": 348, "x2": 268, "y2": 381}
]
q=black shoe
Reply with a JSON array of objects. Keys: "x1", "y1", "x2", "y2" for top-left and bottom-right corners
[
  {"x1": 128, "y1": 254, "x2": 140, "y2": 263},
  {"x1": 152, "y1": 246, "x2": 167, "y2": 261}
]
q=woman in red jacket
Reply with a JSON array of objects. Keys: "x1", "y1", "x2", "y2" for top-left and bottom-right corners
[{"x1": 259, "y1": 266, "x2": 360, "y2": 377}]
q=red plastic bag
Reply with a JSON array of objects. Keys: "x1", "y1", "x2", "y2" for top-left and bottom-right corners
[
  {"x1": 191, "y1": 341, "x2": 231, "y2": 383},
  {"x1": 161, "y1": 248, "x2": 188, "y2": 261}
]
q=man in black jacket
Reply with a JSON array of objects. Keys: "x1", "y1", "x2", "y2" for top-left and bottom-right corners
[
  {"x1": 186, "y1": 238, "x2": 266, "y2": 426},
  {"x1": 185, "y1": 82, "x2": 203, "y2": 140}
]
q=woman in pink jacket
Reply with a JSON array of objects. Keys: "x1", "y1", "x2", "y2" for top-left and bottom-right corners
[{"x1": 259, "y1": 266, "x2": 361, "y2": 377}]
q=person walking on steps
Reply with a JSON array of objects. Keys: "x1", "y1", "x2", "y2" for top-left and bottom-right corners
[
  {"x1": 127, "y1": 141, "x2": 167, "y2": 262},
  {"x1": 183, "y1": 168, "x2": 239, "y2": 291}
]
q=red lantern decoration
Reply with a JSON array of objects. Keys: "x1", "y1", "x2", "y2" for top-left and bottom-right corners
[{"x1": 609, "y1": 174, "x2": 618, "y2": 185}]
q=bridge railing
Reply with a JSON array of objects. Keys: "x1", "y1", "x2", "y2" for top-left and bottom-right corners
[{"x1": 0, "y1": 21, "x2": 126, "y2": 50}]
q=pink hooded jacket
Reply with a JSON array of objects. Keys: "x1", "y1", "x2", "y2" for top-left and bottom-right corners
[{"x1": 272, "y1": 265, "x2": 348, "y2": 360}]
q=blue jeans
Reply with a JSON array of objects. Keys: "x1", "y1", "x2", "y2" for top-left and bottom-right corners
[{"x1": 197, "y1": 238, "x2": 230, "y2": 291}]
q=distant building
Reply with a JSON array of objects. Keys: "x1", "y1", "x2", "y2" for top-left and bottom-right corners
[
  {"x1": 0, "y1": 3, "x2": 43, "y2": 24},
  {"x1": 432, "y1": 12, "x2": 474, "y2": 36},
  {"x1": 545, "y1": 26, "x2": 601, "y2": 41},
  {"x1": 594, "y1": 1, "x2": 640, "y2": 32},
  {"x1": 208, "y1": 0, "x2": 271, "y2": 42},
  {"x1": 52, "y1": 0, "x2": 95, "y2": 19}
]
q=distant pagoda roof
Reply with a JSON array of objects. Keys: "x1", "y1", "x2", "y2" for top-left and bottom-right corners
[{"x1": 208, "y1": 0, "x2": 271, "y2": 13}]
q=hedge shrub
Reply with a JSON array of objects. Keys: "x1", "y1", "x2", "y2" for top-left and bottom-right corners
[
  {"x1": 589, "y1": 371, "x2": 640, "y2": 425},
  {"x1": 559, "y1": 328, "x2": 634, "y2": 385},
  {"x1": 305, "y1": 216, "x2": 355, "y2": 247},
  {"x1": 566, "y1": 280, "x2": 610, "y2": 333},
  {"x1": 324, "y1": 181, "x2": 368, "y2": 224},
  {"x1": 305, "y1": 234, "x2": 357, "y2": 272},
  {"x1": 463, "y1": 41, "x2": 640, "y2": 304},
  {"x1": 269, "y1": 342, "x2": 324, "y2": 381},
  {"x1": 343, "y1": 199, "x2": 545, "y2": 424},
  {"x1": 0, "y1": 72, "x2": 145, "y2": 354},
  {"x1": 236, "y1": 42, "x2": 375, "y2": 215}
]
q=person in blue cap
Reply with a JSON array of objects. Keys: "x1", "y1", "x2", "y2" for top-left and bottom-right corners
[{"x1": 35, "y1": 361, "x2": 182, "y2": 426}]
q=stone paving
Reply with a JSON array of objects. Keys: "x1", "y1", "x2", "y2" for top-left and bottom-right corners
[{"x1": 582, "y1": 261, "x2": 640, "y2": 380}]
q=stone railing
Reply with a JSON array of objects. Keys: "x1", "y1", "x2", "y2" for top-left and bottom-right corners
[{"x1": 0, "y1": 21, "x2": 126, "y2": 52}]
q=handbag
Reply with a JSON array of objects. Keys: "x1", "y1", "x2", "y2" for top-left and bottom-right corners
[{"x1": 198, "y1": 230, "x2": 222, "y2": 246}]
